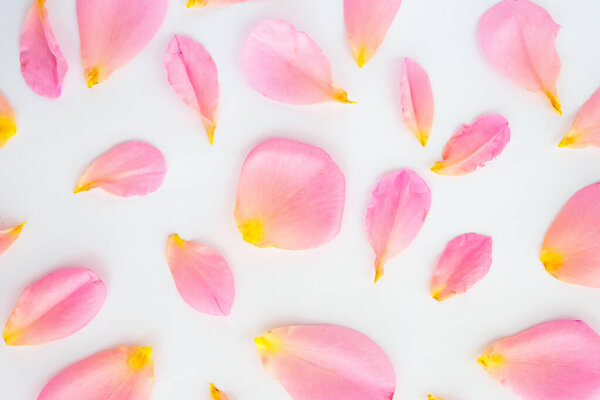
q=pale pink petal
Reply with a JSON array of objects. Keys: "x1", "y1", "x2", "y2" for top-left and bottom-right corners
[
  {"x1": 478, "y1": 320, "x2": 600, "y2": 400},
  {"x1": 242, "y1": 19, "x2": 354, "y2": 105},
  {"x1": 255, "y1": 325, "x2": 396, "y2": 400},
  {"x1": 210, "y1": 383, "x2": 229, "y2": 400},
  {"x1": 479, "y1": 0, "x2": 562, "y2": 114},
  {"x1": 74, "y1": 141, "x2": 167, "y2": 197},
  {"x1": 37, "y1": 345, "x2": 154, "y2": 400},
  {"x1": 77, "y1": 0, "x2": 167, "y2": 87},
  {"x1": 430, "y1": 233, "x2": 492, "y2": 301},
  {"x1": 164, "y1": 35, "x2": 219, "y2": 145},
  {"x1": 344, "y1": 0, "x2": 402, "y2": 67},
  {"x1": 366, "y1": 169, "x2": 431, "y2": 283},
  {"x1": 187, "y1": 0, "x2": 248, "y2": 7},
  {"x1": 234, "y1": 138, "x2": 345, "y2": 249},
  {"x1": 431, "y1": 114, "x2": 510, "y2": 176},
  {"x1": 541, "y1": 181, "x2": 600, "y2": 288},
  {"x1": 19, "y1": 0, "x2": 68, "y2": 98},
  {"x1": 559, "y1": 87, "x2": 600, "y2": 148},
  {"x1": 398, "y1": 58, "x2": 434, "y2": 146},
  {"x1": 166, "y1": 234, "x2": 234, "y2": 316},
  {"x1": 0, "y1": 93, "x2": 17, "y2": 148},
  {"x1": 3, "y1": 267, "x2": 106, "y2": 346},
  {"x1": 0, "y1": 222, "x2": 25, "y2": 255}
]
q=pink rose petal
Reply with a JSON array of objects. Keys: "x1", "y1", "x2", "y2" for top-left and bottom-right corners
[
  {"x1": 398, "y1": 58, "x2": 434, "y2": 146},
  {"x1": 0, "y1": 93, "x2": 17, "y2": 148},
  {"x1": 559, "y1": 87, "x2": 600, "y2": 148},
  {"x1": 0, "y1": 222, "x2": 25, "y2": 256}
]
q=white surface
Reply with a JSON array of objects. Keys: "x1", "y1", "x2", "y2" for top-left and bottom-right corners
[{"x1": 1, "y1": 0, "x2": 600, "y2": 399}]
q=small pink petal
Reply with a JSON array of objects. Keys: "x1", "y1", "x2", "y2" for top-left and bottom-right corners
[
  {"x1": 478, "y1": 320, "x2": 600, "y2": 400},
  {"x1": 559, "y1": 87, "x2": 600, "y2": 148},
  {"x1": 344, "y1": 0, "x2": 402, "y2": 67},
  {"x1": 77, "y1": 0, "x2": 167, "y2": 87},
  {"x1": 164, "y1": 35, "x2": 219, "y2": 145},
  {"x1": 234, "y1": 138, "x2": 345, "y2": 249},
  {"x1": 430, "y1": 233, "x2": 492, "y2": 301},
  {"x1": 3, "y1": 267, "x2": 106, "y2": 346},
  {"x1": 431, "y1": 114, "x2": 510, "y2": 176},
  {"x1": 242, "y1": 19, "x2": 354, "y2": 105},
  {"x1": 0, "y1": 222, "x2": 25, "y2": 255},
  {"x1": 187, "y1": 0, "x2": 248, "y2": 7},
  {"x1": 479, "y1": 0, "x2": 562, "y2": 114},
  {"x1": 210, "y1": 383, "x2": 229, "y2": 400},
  {"x1": 37, "y1": 345, "x2": 154, "y2": 400},
  {"x1": 20, "y1": 0, "x2": 68, "y2": 98},
  {"x1": 398, "y1": 58, "x2": 434, "y2": 146},
  {"x1": 366, "y1": 169, "x2": 431, "y2": 283},
  {"x1": 0, "y1": 93, "x2": 18, "y2": 148},
  {"x1": 255, "y1": 325, "x2": 396, "y2": 400},
  {"x1": 541, "y1": 181, "x2": 600, "y2": 288},
  {"x1": 166, "y1": 234, "x2": 234, "y2": 316},
  {"x1": 74, "y1": 141, "x2": 167, "y2": 197}
]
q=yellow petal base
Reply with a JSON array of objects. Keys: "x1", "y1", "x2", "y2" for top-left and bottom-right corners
[
  {"x1": 186, "y1": 0, "x2": 207, "y2": 7},
  {"x1": 85, "y1": 67, "x2": 101, "y2": 88},
  {"x1": 254, "y1": 334, "x2": 282, "y2": 353},
  {"x1": 544, "y1": 90, "x2": 562, "y2": 115},
  {"x1": 540, "y1": 248, "x2": 564, "y2": 274},
  {"x1": 0, "y1": 117, "x2": 17, "y2": 148},
  {"x1": 239, "y1": 219, "x2": 264, "y2": 245},
  {"x1": 416, "y1": 132, "x2": 429, "y2": 147},
  {"x1": 210, "y1": 383, "x2": 226, "y2": 400},
  {"x1": 558, "y1": 130, "x2": 581, "y2": 148},
  {"x1": 477, "y1": 353, "x2": 505, "y2": 369},
  {"x1": 430, "y1": 162, "x2": 445, "y2": 173},
  {"x1": 127, "y1": 346, "x2": 153, "y2": 370},
  {"x1": 331, "y1": 87, "x2": 356, "y2": 104},
  {"x1": 73, "y1": 182, "x2": 94, "y2": 193}
]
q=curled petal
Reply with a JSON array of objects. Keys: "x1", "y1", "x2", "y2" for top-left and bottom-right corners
[
  {"x1": 234, "y1": 138, "x2": 345, "y2": 249},
  {"x1": 0, "y1": 222, "x2": 25, "y2": 255},
  {"x1": 479, "y1": 0, "x2": 562, "y2": 114},
  {"x1": 478, "y1": 320, "x2": 600, "y2": 400},
  {"x1": 20, "y1": 0, "x2": 68, "y2": 98},
  {"x1": 74, "y1": 141, "x2": 167, "y2": 197},
  {"x1": 541, "y1": 181, "x2": 600, "y2": 288},
  {"x1": 210, "y1": 383, "x2": 229, "y2": 400},
  {"x1": 37, "y1": 345, "x2": 154, "y2": 400},
  {"x1": 431, "y1": 114, "x2": 510, "y2": 176},
  {"x1": 0, "y1": 93, "x2": 17, "y2": 148},
  {"x1": 255, "y1": 325, "x2": 396, "y2": 400},
  {"x1": 366, "y1": 169, "x2": 431, "y2": 283},
  {"x1": 187, "y1": 0, "x2": 248, "y2": 7},
  {"x1": 430, "y1": 233, "x2": 492, "y2": 301},
  {"x1": 242, "y1": 19, "x2": 354, "y2": 104},
  {"x1": 559, "y1": 87, "x2": 600, "y2": 148},
  {"x1": 3, "y1": 267, "x2": 106, "y2": 346},
  {"x1": 164, "y1": 35, "x2": 219, "y2": 145},
  {"x1": 77, "y1": 0, "x2": 167, "y2": 87},
  {"x1": 398, "y1": 58, "x2": 434, "y2": 146},
  {"x1": 166, "y1": 234, "x2": 234, "y2": 316}
]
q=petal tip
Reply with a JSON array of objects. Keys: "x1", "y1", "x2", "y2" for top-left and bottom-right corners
[
  {"x1": 477, "y1": 353, "x2": 504, "y2": 369},
  {"x1": 331, "y1": 88, "x2": 356, "y2": 104},
  {"x1": 558, "y1": 132, "x2": 577, "y2": 148},
  {"x1": 186, "y1": 0, "x2": 205, "y2": 7},
  {"x1": 85, "y1": 68, "x2": 101, "y2": 89},
  {"x1": 418, "y1": 133, "x2": 429, "y2": 147},
  {"x1": 354, "y1": 46, "x2": 371, "y2": 68},
  {"x1": 127, "y1": 346, "x2": 153, "y2": 370},
  {"x1": 239, "y1": 219, "x2": 265, "y2": 246},
  {"x1": 73, "y1": 182, "x2": 93, "y2": 193},
  {"x1": 430, "y1": 162, "x2": 444, "y2": 174},
  {"x1": 545, "y1": 90, "x2": 562, "y2": 115},
  {"x1": 3, "y1": 328, "x2": 20, "y2": 346},
  {"x1": 540, "y1": 248, "x2": 563, "y2": 275},
  {"x1": 374, "y1": 265, "x2": 384, "y2": 284}
]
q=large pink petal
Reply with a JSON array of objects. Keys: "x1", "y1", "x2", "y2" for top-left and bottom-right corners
[
  {"x1": 478, "y1": 320, "x2": 600, "y2": 400},
  {"x1": 430, "y1": 233, "x2": 492, "y2": 301},
  {"x1": 479, "y1": 0, "x2": 562, "y2": 114},
  {"x1": 164, "y1": 35, "x2": 219, "y2": 145},
  {"x1": 234, "y1": 138, "x2": 345, "y2": 249},
  {"x1": 74, "y1": 141, "x2": 167, "y2": 197},
  {"x1": 210, "y1": 383, "x2": 229, "y2": 400},
  {"x1": 255, "y1": 325, "x2": 396, "y2": 400},
  {"x1": 77, "y1": 0, "x2": 167, "y2": 87},
  {"x1": 187, "y1": 0, "x2": 248, "y2": 7},
  {"x1": 37, "y1": 345, "x2": 154, "y2": 400},
  {"x1": 0, "y1": 93, "x2": 17, "y2": 148},
  {"x1": 166, "y1": 234, "x2": 234, "y2": 316},
  {"x1": 242, "y1": 19, "x2": 354, "y2": 105},
  {"x1": 344, "y1": 0, "x2": 402, "y2": 67},
  {"x1": 19, "y1": 0, "x2": 68, "y2": 98},
  {"x1": 559, "y1": 88, "x2": 600, "y2": 148},
  {"x1": 3, "y1": 267, "x2": 106, "y2": 346},
  {"x1": 431, "y1": 114, "x2": 510, "y2": 176},
  {"x1": 366, "y1": 169, "x2": 431, "y2": 283},
  {"x1": 541, "y1": 181, "x2": 600, "y2": 288},
  {"x1": 398, "y1": 58, "x2": 434, "y2": 147},
  {"x1": 0, "y1": 222, "x2": 25, "y2": 256}
]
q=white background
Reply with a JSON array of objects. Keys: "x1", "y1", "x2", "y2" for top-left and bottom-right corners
[{"x1": 1, "y1": 0, "x2": 600, "y2": 399}]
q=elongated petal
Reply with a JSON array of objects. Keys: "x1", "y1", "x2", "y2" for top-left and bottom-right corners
[
  {"x1": 478, "y1": 320, "x2": 600, "y2": 400},
  {"x1": 164, "y1": 35, "x2": 219, "y2": 144},
  {"x1": 210, "y1": 383, "x2": 229, "y2": 400},
  {"x1": 77, "y1": 0, "x2": 167, "y2": 87},
  {"x1": 430, "y1": 233, "x2": 492, "y2": 301},
  {"x1": 559, "y1": 88, "x2": 600, "y2": 148},
  {"x1": 37, "y1": 345, "x2": 154, "y2": 400},
  {"x1": 344, "y1": 0, "x2": 402, "y2": 67},
  {"x1": 541, "y1": 182, "x2": 600, "y2": 288},
  {"x1": 366, "y1": 169, "x2": 431, "y2": 283},
  {"x1": 166, "y1": 234, "x2": 234, "y2": 316},
  {"x1": 479, "y1": 0, "x2": 562, "y2": 113},
  {"x1": 74, "y1": 141, "x2": 167, "y2": 197},
  {"x1": 20, "y1": 0, "x2": 68, "y2": 98},
  {"x1": 255, "y1": 325, "x2": 396, "y2": 400},
  {"x1": 187, "y1": 0, "x2": 248, "y2": 7},
  {"x1": 0, "y1": 222, "x2": 25, "y2": 255},
  {"x1": 3, "y1": 267, "x2": 106, "y2": 346},
  {"x1": 242, "y1": 19, "x2": 353, "y2": 105},
  {"x1": 234, "y1": 138, "x2": 345, "y2": 249},
  {"x1": 0, "y1": 93, "x2": 17, "y2": 148},
  {"x1": 431, "y1": 114, "x2": 510, "y2": 176},
  {"x1": 398, "y1": 58, "x2": 434, "y2": 146}
]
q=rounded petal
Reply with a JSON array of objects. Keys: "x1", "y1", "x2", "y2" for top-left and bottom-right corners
[
  {"x1": 234, "y1": 138, "x2": 345, "y2": 249},
  {"x1": 398, "y1": 58, "x2": 434, "y2": 146}
]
